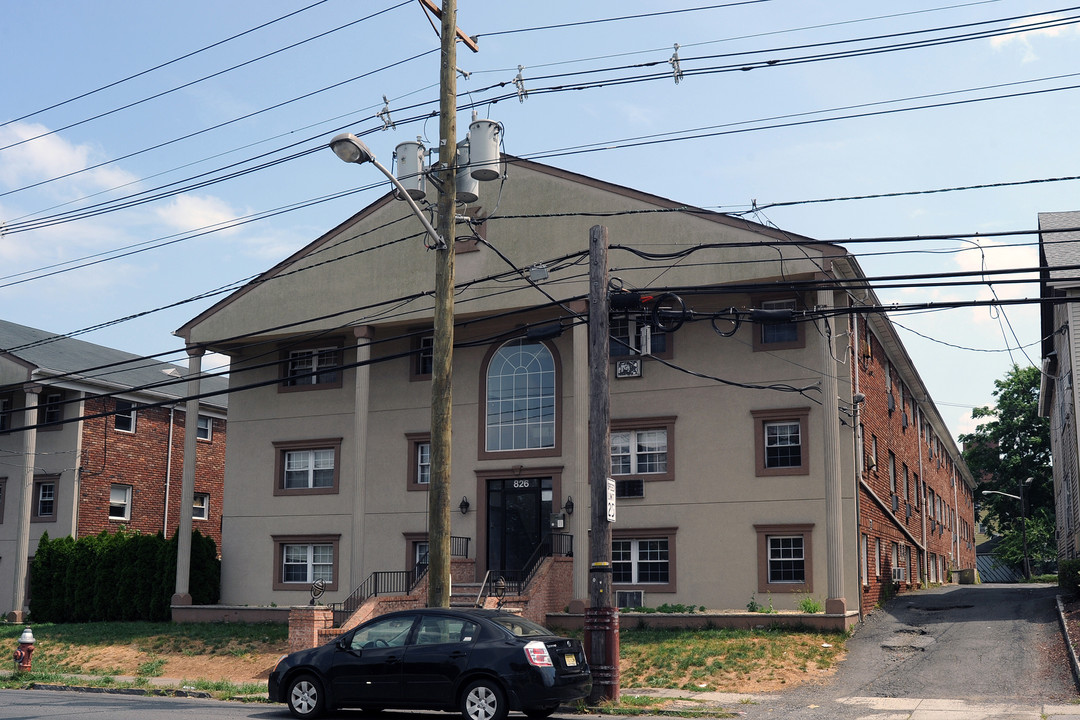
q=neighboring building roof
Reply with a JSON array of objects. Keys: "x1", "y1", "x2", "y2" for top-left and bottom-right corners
[
  {"x1": 0, "y1": 318, "x2": 227, "y2": 410},
  {"x1": 1040, "y1": 211, "x2": 1080, "y2": 286}
]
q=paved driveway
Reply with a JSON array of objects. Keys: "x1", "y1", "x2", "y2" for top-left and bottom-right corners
[{"x1": 630, "y1": 583, "x2": 1080, "y2": 719}]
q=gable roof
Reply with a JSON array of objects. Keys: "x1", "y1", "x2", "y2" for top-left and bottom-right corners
[
  {"x1": 0, "y1": 319, "x2": 227, "y2": 410},
  {"x1": 175, "y1": 155, "x2": 842, "y2": 348}
]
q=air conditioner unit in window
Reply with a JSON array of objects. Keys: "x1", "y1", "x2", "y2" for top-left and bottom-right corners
[
  {"x1": 615, "y1": 478, "x2": 644, "y2": 498},
  {"x1": 892, "y1": 567, "x2": 905, "y2": 583}
]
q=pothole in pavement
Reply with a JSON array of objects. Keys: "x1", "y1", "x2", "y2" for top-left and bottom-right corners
[{"x1": 882, "y1": 627, "x2": 936, "y2": 651}]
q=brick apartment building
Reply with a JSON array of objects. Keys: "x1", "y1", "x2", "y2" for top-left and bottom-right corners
[
  {"x1": 853, "y1": 317, "x2": 976, "y2": 613},
  {"x1": 0, "y1": 319, "x2": 228, "y2": 617}
]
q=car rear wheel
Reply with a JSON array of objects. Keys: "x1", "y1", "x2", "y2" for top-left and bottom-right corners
[
  {"x1": 524, "y1": 702, "x2": 560, "y2": 718},
  {"x1": 286, "y1": 673, "x2": 326, "y2": 719},
  {"x1": 461, "y1": 679, "x2": 508, "y2": 720}
]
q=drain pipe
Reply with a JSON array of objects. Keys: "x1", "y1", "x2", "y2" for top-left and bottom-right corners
[
  {"x1": 164, "y1": 405, "x2": 175, "y2": 535},
  {"x1": 851, "y1": 313, "x2": 865, "y2": 621}
]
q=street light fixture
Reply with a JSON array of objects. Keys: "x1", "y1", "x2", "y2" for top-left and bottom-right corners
[
  {"x1": 329, "y1": 130, "x2": 456, "y2": 609},
  {"x1": 329, "y1": 133, "x2": 444, "y2": 250},
  {"x1": 981, "y1": 476, "x2": 1033, "y2": 581}
]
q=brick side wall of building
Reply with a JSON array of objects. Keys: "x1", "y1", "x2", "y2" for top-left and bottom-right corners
[
  {"x1": 77, "y1": 395, "x2": 225, "y2": 549},
  {"x1": 853, "y1": 323, "x2": 977, "y2": 615}
]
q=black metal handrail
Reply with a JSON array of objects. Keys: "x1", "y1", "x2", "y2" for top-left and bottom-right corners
[
  {"x1": 450, "y1": 535, "x2": 470, "y2": 558},
  {"x1": 330, "y1": 536, "x2": 472, "y2": 627},
  {"x1": 478, "y1": 533, "x2": 573, "y2": 605}
]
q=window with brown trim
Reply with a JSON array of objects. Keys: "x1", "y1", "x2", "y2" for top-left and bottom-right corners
[
  {"x1": 410, "y1": 331, "x2": 434, "y2": 381},
  {"x1": 754, "y1": 523, "x2": 814, "y2": 593},
  {"x1": 32, "y1": 477, "x2": 59, "y2": 522},
  {"x1": 273, "y1": 438, "x2": 342, "y2": 496},
  {"x1": 751, "y1": 295, "x2": 805, "y2": 351},
  {"x1": 751, "y1": 407, "x2": 810, "y2": 476},
  {"x1": 40, "y1": 391, "x2": 63, "y2": 430},
  {"x1": 406, "y1": 433, "x2": 431, "y2": 491},
  {"x1": 272, "y1": 534, "x2": 340, "y2": 591},
  {"x1": 0, "y1": 396, "x2": 11, "y2": 433},
  {"x1": 404, "y1": 531, "x2": 429, "y2": 575},
  {"x1": 478, "y1": 338, "x2": 562, "y2": 460},
  {"x1": 278, "y1": 341, "x2": 344, "y2": 392},
  {"x1": 610, "y1": 417, "x2": 676, "y2": 483},
  {"x1": 609, "y1": 315, "x2": 672, "y2": 359},
  {"x1": 611, "y1": 527, "x2": 677, "y2": 593}
]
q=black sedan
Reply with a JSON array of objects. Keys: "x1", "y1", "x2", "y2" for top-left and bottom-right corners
[{"x1": 269, "y1": 607, "x2": 592, "y2": 720}]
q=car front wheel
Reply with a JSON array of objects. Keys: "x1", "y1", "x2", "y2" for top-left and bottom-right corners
[
  {"x1": 461, "y1": 679, "x2": 508, "y2": 720},
  {"x1": 286, "y1": 673, "x2": 326, "y2": 719}
]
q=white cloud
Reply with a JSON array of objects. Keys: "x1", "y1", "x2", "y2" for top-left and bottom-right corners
[
  {"x1": 990, "y1": 15, "x2": 1076, "y2": 62},
  {"x1": 0, "y1": 122, "x2": 137, "y2": 195},
  {"x1": 154, "y1": 194, "x2": 243, "y2": 235}
]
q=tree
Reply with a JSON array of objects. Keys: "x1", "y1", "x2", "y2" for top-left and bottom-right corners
[{"x1": 960, "y1": 365, "x2": 1054, "y2": 570}]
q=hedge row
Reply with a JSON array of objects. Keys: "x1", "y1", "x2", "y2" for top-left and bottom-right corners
[
  {"x1": 29, "y1": 528, "x2": 220, "y2": 622},
  {"x1": 1061, "y1": 559, "x2": 1080, "y2": 598}
]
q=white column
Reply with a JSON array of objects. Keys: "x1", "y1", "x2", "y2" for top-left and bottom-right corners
[
  {"x1": 352, "y1": 326, "x2": 373, "y2": 591},
  {"x1": 11, "y1": 384, "x2": 41, "y2": 621},
  {"x1": 172, "y1": 347, "x2": 203, "y2": 606},
  {"x1": 819, "y1": 289, "x2": 846, "y2": 615}
]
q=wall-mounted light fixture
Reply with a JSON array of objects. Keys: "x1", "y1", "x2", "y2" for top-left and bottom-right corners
[
  {"x1": 563, "y1": 496, "x2": 574, "y2": 515},
  {"x1": 459, "y1": 496, "x2": 471, "y2": 515}
]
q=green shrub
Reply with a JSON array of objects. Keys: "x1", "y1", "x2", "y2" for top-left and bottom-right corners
[
  {"x1": 1060, "y1": 559, "x2": 1080, "y2": 597},
  {"x1": 797, "y1": 595, "x2": 824, "y2": 614},
  {"x1": 29, "y1": 529, "x2": 219, "y2": 622}
]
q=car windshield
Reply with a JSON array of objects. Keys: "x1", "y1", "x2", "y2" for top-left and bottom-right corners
[{"x1": 490, "y1": 615, "x2": 554, "y2": 637}]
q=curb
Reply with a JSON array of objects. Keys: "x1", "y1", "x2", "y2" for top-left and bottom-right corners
[
  {"x1": 1057, "y1": 594, "x2": 1080, "y2": 693},
  {"x1": 29, "y1": 683, "x2": 212, "y2": 699}
]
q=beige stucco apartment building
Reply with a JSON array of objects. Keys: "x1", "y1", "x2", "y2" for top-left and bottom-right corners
[{"x1": 177, "y1": 157, "x2": 975, "y2": 618}]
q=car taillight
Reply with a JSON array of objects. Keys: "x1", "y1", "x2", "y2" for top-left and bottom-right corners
[{"x1": 524, "y1": 641, "x2": 553, "y2": 667}]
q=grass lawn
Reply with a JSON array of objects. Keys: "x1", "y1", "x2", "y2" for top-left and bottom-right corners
[{"x1": 0, "y1": 621, "x2": 845, "y2": 709}]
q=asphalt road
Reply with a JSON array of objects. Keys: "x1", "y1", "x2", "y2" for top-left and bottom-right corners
[{"x1": 0, "y1": 584, "x2": 1076, "y2": 719}]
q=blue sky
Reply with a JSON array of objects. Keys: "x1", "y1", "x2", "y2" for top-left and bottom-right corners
[{"x1": 2, "y1": 0, "x2": 1077, "y2": 440}]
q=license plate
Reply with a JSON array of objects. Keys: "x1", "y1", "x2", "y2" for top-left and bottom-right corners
[{"x1": 564, "y1": 654, "x2": 577, "y2": 667}]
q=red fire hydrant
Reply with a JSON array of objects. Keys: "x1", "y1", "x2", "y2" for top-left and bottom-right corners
[{"x1": 13, "y1": 627, "x2": 34, "y2": 673}]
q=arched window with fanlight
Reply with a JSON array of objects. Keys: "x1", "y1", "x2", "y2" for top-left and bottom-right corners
[{"x1": 483, "y1": 339, "x2": 559, "y2": 455}]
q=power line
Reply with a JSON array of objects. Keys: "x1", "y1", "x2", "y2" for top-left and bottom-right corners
[
  {"x1": 7, "y1": 7, "x2": 1074, "y2": 231},
  {"x1": 1, "y1": 0, "x2": 336, "y2": 127},
  {"x1": 0, "y1": 2, "x2": 412, "y2": 153}
]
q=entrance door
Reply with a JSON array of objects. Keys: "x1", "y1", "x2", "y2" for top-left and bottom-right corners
[{"x1": 487, "y1": 477, "x2": 552, "y2": 573}]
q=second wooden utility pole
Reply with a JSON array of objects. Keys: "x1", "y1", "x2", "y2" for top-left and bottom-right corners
[{"x1": 585, "y1": 225, "x2": 619, "y2": 702}]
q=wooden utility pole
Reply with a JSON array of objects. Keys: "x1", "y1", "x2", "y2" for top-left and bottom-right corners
[
  {"x1": 427, "y1": 0, "x2": 466, "y2": 609},
  {"x1": 585, "y1": 225, "x2": 619, "y2": 702}
]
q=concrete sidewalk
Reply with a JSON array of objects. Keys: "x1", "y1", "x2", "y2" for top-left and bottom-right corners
[{"x1": 623, "y1": 687, "x2": 1080, "y2": 719}]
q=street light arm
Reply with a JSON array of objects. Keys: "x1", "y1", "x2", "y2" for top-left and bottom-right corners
[
  {"x1": 329, "y1": 133, "x2": 445, "y2": 250},
  {"x1": 981, "y1": 490, "x2": 1021, "y2": 500}
]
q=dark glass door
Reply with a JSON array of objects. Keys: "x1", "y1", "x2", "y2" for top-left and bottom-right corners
[{"x1": 487, "y1": 477, "x2": 552, "y2": 573}]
